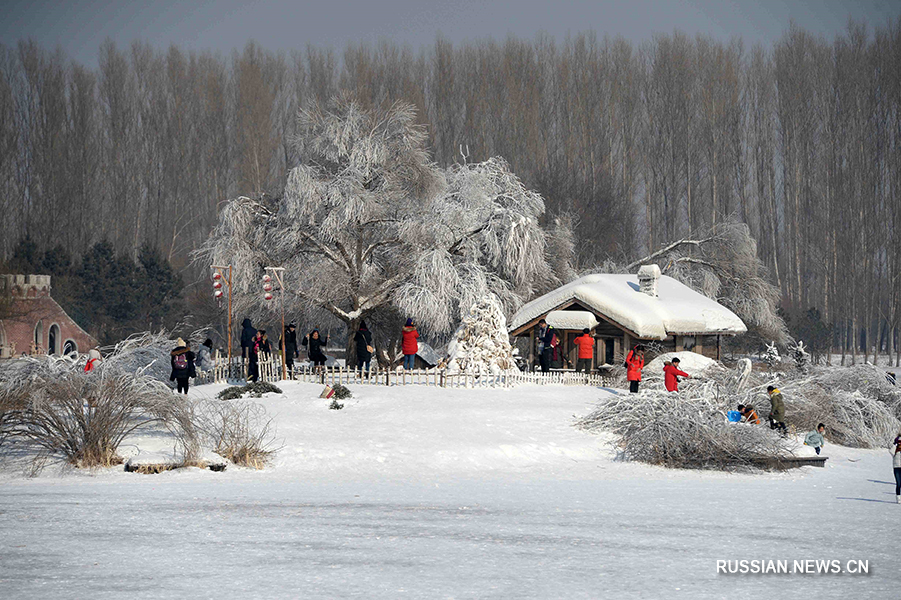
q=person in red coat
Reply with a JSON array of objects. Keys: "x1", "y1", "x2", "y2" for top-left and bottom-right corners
[
  {"x1": 573, "y1": 328, "x2": 595, "y2": 373},
  {"x1": 663, "y1": 357, "x2": 690, "y2": 392},
  {"x1": 402, "y1": 318, "x2": 419, "y2": 370},
  {"x1": 625, "y1": 345, "x2": 645, "y2": 393}
]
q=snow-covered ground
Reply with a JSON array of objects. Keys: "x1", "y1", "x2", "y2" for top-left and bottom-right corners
[{"x1": 1, "y1": 381, "x2": 898, "y2": 599}]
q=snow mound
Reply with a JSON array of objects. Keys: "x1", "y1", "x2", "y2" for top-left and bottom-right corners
[
  {"x1": 646, "y1": 351, "x2": 720, "y2": 375},
  {"x1": 447, "y1": 295, "x2": 515, "y2": 374}
]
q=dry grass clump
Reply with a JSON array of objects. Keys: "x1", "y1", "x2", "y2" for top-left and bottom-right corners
[
  {"x1": 190, "y1": 400, "x2": 278, "y2": 469},
  {"x1": 0, "y1": 354, "x2": 197, "y2": 470},
  {"x1": 576, "y1": 386, "x2": 794, "y2": 471},
  {"x1": 779, "y1": 364, "x2": 901, "y2": 448}
]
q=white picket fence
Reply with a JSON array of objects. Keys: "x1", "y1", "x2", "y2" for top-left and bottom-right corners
[{"x1": 203, "y1": 355, "x2": 613, "y2": 389}]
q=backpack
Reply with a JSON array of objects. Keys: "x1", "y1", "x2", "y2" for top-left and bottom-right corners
[{"x1": 174, "y1": 353, "x2": 188, "y2": 370}]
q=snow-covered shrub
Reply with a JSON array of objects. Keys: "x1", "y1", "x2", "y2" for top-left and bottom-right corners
[
  {"x1": 331, "y1": 384, "x2": 352, "y2": 400},
  {"x1": 446, "y1": 295, "x2": 515, "y2": 374},
  {"x1": 779, "y1": 364, "x2": 901, "y2": 448},
  {"x1": 329, "y1": 399, "x2": 344, "y2": 410},
  {"x1": 576, "y1": 387, "x2": 795, "y2": 471},
  {"x1": 191, "y1": 400, "x2": 278, "y2": 469},
  {"x1": 216, "y1": 381, "x2": 283, "y2": 401},
  {"x1": 4, "y1": 358, "x2": 194, "y2": 469},
  {"x1": 0, "y1": 385, "x2": 26, "y2": 447}
]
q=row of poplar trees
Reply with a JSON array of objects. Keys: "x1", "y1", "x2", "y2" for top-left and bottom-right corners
[{"x1": 1, "y1": 19, "x2": 900, "y2": 361}]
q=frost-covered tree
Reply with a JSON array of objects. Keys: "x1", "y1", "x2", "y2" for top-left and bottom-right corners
[
  {"x1": 790, "y1": 340, "x2": 810, "y2": 372},
  {"x1": 446, "y1": 294, "x2": 515, "y2": 374},
  {"x1": 763, "y1": 341, "x2": 781, "y2": 370},
  {"x1": 200, "y1": 95, "x2": 558, "y2": 363},
  {"x1": 624, "y1": 221, "x2": 788, "y2": 344}
]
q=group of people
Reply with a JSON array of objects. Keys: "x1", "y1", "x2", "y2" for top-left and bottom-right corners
[{"x1": 233, "y1": 316, "x2": 422, "y2": 379}]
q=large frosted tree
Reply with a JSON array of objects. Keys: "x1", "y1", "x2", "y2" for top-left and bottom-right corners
[{"x1": 201, "y1": 95, "x2": 558, "y2": 363}]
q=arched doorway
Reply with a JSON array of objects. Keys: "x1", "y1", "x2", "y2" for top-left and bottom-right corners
[
  {"x1": 48, "y1": 323, "x2": 60, "y2": 355},
  {"x1": 64, "y1": 339, "x2": 77, "y2": 355},
  {"x1": 34, "y1": 320, "x2": 43, "y2": 353}
]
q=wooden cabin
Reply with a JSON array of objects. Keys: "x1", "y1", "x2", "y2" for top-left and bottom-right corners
[{"x1": 508, "y1": 265, "x2": 747, "y2": 371}]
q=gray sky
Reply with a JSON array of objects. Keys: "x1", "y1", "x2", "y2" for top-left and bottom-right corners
[{"x1": 2, "y1": 0, "x2": 899, "y2": 65}]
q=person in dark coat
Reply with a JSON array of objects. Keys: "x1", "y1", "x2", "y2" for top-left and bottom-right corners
[
  {"x1": 354, "y1": 321, "x2": 374, "y2": 373},
  {"x1": 282, "y1": 323, "x2": 298, "y2": 376},
  {"x1": 247, "y1": 331, "x2": 262, "y2": 382},
  {"x1": 170, "y1": 337, "x2": 196, "y2": 394},
  {"x1": 302, "y1": 329, "x2": 328, "y2": 368},
  {"x1": 536, "y1": 319, "x2": 555, "y2": 373},
  {"x1": 240, "y1": 318, "x2": 256, "y2": 368}
]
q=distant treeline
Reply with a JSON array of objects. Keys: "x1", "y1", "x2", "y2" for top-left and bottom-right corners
[{"x1": 1, "y1": 19, "x2": 900, "y2": 358}]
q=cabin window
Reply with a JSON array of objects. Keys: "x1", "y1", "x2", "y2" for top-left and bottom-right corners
[{"x1": 682, "y1": 335, "x2": 696, "y2": 351}]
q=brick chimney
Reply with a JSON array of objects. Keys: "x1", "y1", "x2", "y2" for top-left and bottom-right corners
[{"x1": 637, "y1": 264, "x2": 661, "y2": 297}]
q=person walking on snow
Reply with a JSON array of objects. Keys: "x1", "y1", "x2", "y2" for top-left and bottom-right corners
[
  {"x1": 240, "y1": 317, "x2": 256, "y2": 372},
  {"x1": 536, "y1": 319, "x2": 555, "y2": 373},
  {"x1": 767, "y1": 385, "x2": 788, "y2": 436},
  {"x1": 804, "y1": 423, "x2": 826, "y2": 455},
  {"x1": 170, "y1": 338, "x2": 196, "y2": 394},
  {"x1": 354, "y1": 321, "x2": 374, "y2": 373},
  {"x1": 402, "y1": 318, "x2": 419, "y2": 370},
  {"x1": 663, "y1": 357, "x2": 690, "y2": 392},
  {"x1": 302, "y1": 329, "x2": 328, "y2": 369},
  {"x1": 573, "y1": 328, "x2": 595, "y2": 373},
  {"x1": 892, "y1": 432, "x2": 901, "y2": 503},
  {"x1": 625, "y1": 345, "x2": 645, "y2": 393}
]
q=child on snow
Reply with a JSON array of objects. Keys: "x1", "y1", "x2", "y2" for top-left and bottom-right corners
[
  {"x1": 625, "y1": 345, "x2": 645, "y2": 393},
  {"x1": 737, "y1": 404, "x2": 760, "y2": 424},
  {"x1": 804, "y1": 423, "x2": 826, "y2": 455},
  {"x1": 401, "y1": 318, "x2": 418, "y2": 370},
  {"x1": 170, "y1": 338, "x2": 196, "y2": 394},
  {"x1": 663, "y1": 357, "x2": 690, "y2": 392}
]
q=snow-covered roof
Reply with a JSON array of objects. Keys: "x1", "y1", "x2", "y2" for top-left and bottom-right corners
[
  {"x1": 509, "y1": 273, "x2": 746, "y2": 340},
  {"x1": 545, "y1": 310, "x2": 599, "y2": 331}
]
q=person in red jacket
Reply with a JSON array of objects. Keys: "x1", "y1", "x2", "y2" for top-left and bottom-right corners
[
  {"x1": 573, "y1": 328, "x2": 595, "y2": 373},
  {"x1": 625, "y1": 344, "x2": 645, "y2": 393},
  {"x1": 663, "y1": 357, "x2": 690, "y2": 392},
  {"x1": 402, "y1": 318, "x2": 419, "y2": 370}
]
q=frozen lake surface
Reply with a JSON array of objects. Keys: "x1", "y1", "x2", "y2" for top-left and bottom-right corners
[{"x1": 1, "y1": 382, "x2": 898, "y2": 598}]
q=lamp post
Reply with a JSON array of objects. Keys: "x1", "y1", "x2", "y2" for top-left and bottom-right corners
[
  {"x1": 211, "y1": 265, "x2": 233, "y2": 369},
  {"x1": 263, "y1": 267, "x2": 287, "y2": 381}
]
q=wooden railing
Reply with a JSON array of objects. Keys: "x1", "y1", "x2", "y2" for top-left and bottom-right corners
[{"x1": 202, "y1": 355, "x2": 614, "y2": 389}]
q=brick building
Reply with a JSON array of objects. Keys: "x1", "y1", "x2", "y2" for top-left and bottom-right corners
[{"x1": 0, "y1": 274, "x2": 96, "y2": 359}]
